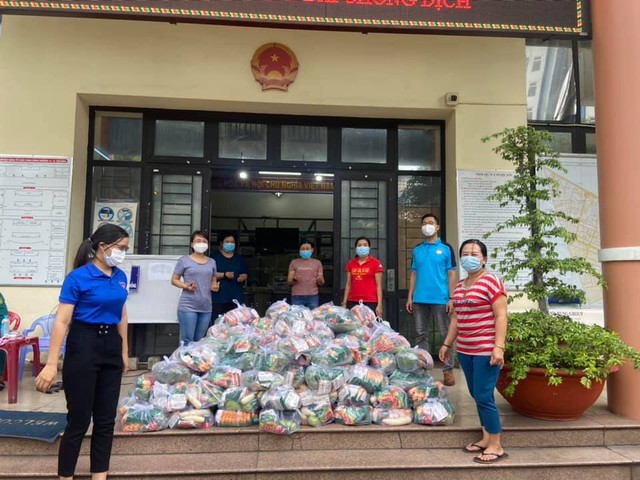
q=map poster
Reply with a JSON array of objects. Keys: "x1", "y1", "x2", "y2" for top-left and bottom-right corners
[
  {"x1": 457, "y1": 156, "x2": 603, "y2": 310},
  {"x1": 0, "y1": 155, "x2": 72, "y2": 286},
  {"x1": 92, "y1": 201, "x2": 138, "y2": 251}
]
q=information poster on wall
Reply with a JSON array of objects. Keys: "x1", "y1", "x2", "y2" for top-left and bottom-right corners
[
  {"x1": 92, "y1": 202, "x2": 138, "y2": 251},
  {"x1": 0, "y1": 155, "x2": 72, "y2": 286},
  {"x1": 457, "y1": 159, "x2": 603, "y2": 322},
  {"x1": 456, "y1": 169, "x2": 529, "y2": 288}
]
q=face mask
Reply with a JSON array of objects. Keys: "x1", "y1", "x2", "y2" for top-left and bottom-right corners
[
  {"x1": 193, "y1": 243, "x2": 208, "y2": 254},
  {"x1": 422, "y1": 224, "x2": 437, "y2": 237},
  {"x1": 104, "y1": 248, "x2": 126, "y2": 267},
  {"x1": 300, "y1": 250, "x2": 312, "y2": 259},
  {"x1": 461, "y1": 256, "x2": 482, "y2": 273},
  {"x1": 356, "y1": 246, "x2": 370, "y2": 257},
  {"x1": 223, "y1": 243, "x2": 236, "y2": 253}
]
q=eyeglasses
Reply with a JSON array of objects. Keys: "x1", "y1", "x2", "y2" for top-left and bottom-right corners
[{"x1": 111, "y1": 243, "x2": 130, "y2": 253}]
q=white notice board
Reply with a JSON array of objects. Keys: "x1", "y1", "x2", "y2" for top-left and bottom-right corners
[
  {"x1": 120, "y1": 255, "x2": 181, "y2": 324},
  {"x1": 0, "y1": 155, "x2": 73, "y2": 286}
]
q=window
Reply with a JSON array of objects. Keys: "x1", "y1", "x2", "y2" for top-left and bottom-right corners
[
  {"x1": 155, "y1": 120, "x2": 205, "y2": 157},
  {"x1": 281, "y1": 125, "x2": 328, "y2": 162},
  {"x1": 91, "y1": 166, "x2": 141, "y2": 252},
  {"x1": 398, "y1": 126, "x2": 440, "y2": 171},
  {"x1": 93, "y1": 111, "x2": 142, "y2": 162},
  {"x1": 341, "y1": 128, "x2": 387, "y2": 164},
  {"x1": 531, "y1": 56, "x2": 543, "y2": 72},
  {"x1": 579, "y1": 41, "x2": 595, "y2": 124},
  {"x1": 219, "y1": 122, "x2": 267, "y2": 160},
  {"x1": 526, "y1": 40, "x2": 576, "y2": 123}
]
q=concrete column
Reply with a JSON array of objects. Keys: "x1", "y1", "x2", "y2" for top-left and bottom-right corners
[{"x1": 592, "y1": 0, "x2": 640, "y2": 420}]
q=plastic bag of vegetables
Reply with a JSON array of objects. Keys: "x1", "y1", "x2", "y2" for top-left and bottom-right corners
[
  {"x1": 369, "y1": 327, "x2": 410, "y2": 354},
  {"x1": 350, "y1": 301, "x2": 377, "y2": 327},
  {"x1": 259, "y1": 385, "x2": 301, "y2": 410},
  {"x1": 206, "y1": 365, "x2": 242, "y2": 389},
  {"x1": 151, "y1": 357, "x2": 191, "y2": 384},
  {"x1": 371, "y1": 385, "x2": 409, "y2": 409},
  {"x1": 220, "y1": 386, "x2": 260, "y2": 412},
  {"x1": 372, "y1": 408, "x2": 413, "y2": 426},
  {"x1": 169, "y1": 408, "x2": 214, "y2": 429},
  {"x1": 152, "y1": 381, "x2": 188, "y2": 412},
  {"x1": 406, "y1": 382, "x2": 441, "y2": 406},
  {"x1": 369, "y1": 352, "x2": 397, "y2": 376},
  {"x1": 171, "y1": 343, "x2": 219, "y2": 373},
  {"x1": 413, "y1": 399, "x2": 455, "y2": 426},
  {"x1": 304, "y1": 364, "x2": 346, "y2": 394},
  {"x1": 388, "y1": 369, "x2": 429, "y2": 390},
  {"x1": 132, "y1": 373, "x2": 155, "y2": 402},
  {"x1": 242, "y1": 370, "x2": 285, "y2": 391},
  {"x1": 119, "y1": 402, "x2": 170, "y2": 432},
  {"x1": 253, "y1": 342, "x2": 294, "y2": 373},
  {"x1": 214, "y1": 410, "x2": 259, "y2": 427},
  {"x1": 349, "y1": 365, "x2": 388, "y2": 393},
  {"x1": 395, "y1": 348, "x2": 421, "y2": 373},
  {"x1": 337, "y1": 384, "x2": 370, "y2": 407},
  {"x1": 299, "y1": 394, "x2": 334, "y2": 427},
  {"x1": 333, "y1": 404, "x2": 372, "y2": 426},
  {"x1": 310, "y1": 341, "x2": 354, "y2": 367},
  {"x1": 265, "y1": 299, "x2": 290, "y2": 319},
  {"x1": 320, "y1": 306, "x2": 359, "y2": 333},
  {"x1": 413, "y1": 346, "x2": 434, "y2": 370},
  {"x1": 223, "y1": 301, "x2": 260, "y2": 326},
  {"x1": 186, "y1": 375, "x2": 223, "y2": 409},
  {"x1": 259, "y1": 408, "x2": 302, "y2": 435}
]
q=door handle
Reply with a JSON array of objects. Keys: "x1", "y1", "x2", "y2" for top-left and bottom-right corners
[{"x1": 386, "y1": 269, "x2": 395, "y2": 291}]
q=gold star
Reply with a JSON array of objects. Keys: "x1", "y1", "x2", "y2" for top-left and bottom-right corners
[{"x1": 270, "y1": 54, "x2": 279, "y2": 62}]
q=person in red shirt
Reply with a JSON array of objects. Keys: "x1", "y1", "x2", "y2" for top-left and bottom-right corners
[{"x1": 341, "y1": 237, "x2": 384, "y2": 317}]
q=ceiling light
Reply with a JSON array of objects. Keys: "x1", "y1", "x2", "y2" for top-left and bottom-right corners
[
  {"x1": 315, "y1": 175, "x2": 323, "y2": 182},
  {"x1": 313, "y1": 173, "x2": 334, "y2": 178},
  {"x1": 258, "y1": 171, "x2": 302, "y2": 176},
  {"x1": 239, "y1": 170, "x2": 248, "y2": 179}
]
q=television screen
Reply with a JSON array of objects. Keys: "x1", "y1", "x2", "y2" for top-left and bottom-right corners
[{"x1": 255, "y1": 227, "x2": 299, "y2": 254}]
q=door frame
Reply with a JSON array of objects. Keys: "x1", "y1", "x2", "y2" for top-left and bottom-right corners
[{"x1": 333, "y1": 170, "x2": 399, "y2": 330}]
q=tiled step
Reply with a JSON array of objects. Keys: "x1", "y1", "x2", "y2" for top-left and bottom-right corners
[
  {"x1": 3, "y1": 419, "x2": 640, "y2": 457},
  {"x1": 1, "y1": 446, "x2": 639, "y2": 479}
]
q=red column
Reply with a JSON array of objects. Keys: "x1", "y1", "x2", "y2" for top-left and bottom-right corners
[{"x1": 592, "y1": 0, "x2": 640, "y2": 419}]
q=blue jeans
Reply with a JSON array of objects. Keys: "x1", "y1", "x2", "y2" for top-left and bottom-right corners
[
  {"x1": 177, "y1": 310, "x2": 211, "y2": 345},
  {"x1": 291, "y1": 295, "x2": 319, "y2": 309},
  {"x1": 458, "y1": 353, "x2": 502, "y2": 434}
]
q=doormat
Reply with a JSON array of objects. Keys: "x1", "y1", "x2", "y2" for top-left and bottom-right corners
[{"x1": 0, "y1": 410, "x2": 67, "y2": 443}]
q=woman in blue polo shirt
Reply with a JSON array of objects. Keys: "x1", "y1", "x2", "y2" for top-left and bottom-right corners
[
  {"x1": 35, "y1": 223, "x2": 130, "y2": 480},
  {"x1": 211, "y1": 233, "x2": 248, "y2": 320}
]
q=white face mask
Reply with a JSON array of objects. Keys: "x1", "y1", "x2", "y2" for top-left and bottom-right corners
[
  {"x1": 193, "y1": 242, "x2": 209, "y2": 254},
  {"x1": 104, "y1": 248, "x2": 126, "y2": 267},
  {"x1": 422, "y1": 224, "x2": 437, "y2": 237}
]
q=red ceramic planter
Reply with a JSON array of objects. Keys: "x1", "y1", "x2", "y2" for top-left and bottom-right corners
[{"x1": 496, "y1": 366, "x2": 608, "y2": 421}]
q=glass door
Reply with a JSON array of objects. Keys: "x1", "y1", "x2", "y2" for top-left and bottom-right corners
[{"x1": 334, "y1": 172, "x2": 399, "y2": 329}]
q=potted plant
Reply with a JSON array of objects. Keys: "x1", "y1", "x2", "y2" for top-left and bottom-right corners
[{"x1": 482, "y1": 126, "x2": 640, "y2": 420}]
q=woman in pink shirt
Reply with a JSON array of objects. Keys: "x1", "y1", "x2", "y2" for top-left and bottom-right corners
[
  {"x1": 287, "y1": 240, "x2": 324, "y2": 309},
  {"x1": 439, "y1": 239, "x2": 508, "y2": 465}
]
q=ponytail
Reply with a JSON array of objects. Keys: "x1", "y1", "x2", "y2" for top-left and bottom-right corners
[
  {"x1": 73, "y1": 223, "x2": 129, "y2": 269},
  {"x1": 73, "y1": 238, "x2": 96, "y2": 269}
]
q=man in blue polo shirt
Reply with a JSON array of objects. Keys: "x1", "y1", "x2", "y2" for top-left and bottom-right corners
[{"x1": 406, "y1": 213, "x2": 457, "y2": 386}]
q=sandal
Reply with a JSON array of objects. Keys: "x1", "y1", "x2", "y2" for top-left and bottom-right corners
[
  {"x1": 45, "y1": 381, "x2": 63, "y2": 394},
  {"x1": 474, "y1": 451, "x2": 509, "y2": 464},
  {"x1": 462, "y1": 442, "x2": 486, "y2": 453}
]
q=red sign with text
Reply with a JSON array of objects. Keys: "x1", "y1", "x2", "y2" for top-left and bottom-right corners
[{"x1": 0, "y1": 0, "x2": 589, "y2": 37}]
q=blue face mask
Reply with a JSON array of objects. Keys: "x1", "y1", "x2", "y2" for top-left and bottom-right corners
[
  {"x1": 300, "y1": 250, "x2": 312, "y2": 259},
  {"x1": 223, "y1": 243, "x2": 235, "y2": 253},
  {"x1": 356, "y1": 246, "x2": 370, "y2": 257},
  {"x1": 461, "y1": 255, "x2": 482, "y2": 273}
]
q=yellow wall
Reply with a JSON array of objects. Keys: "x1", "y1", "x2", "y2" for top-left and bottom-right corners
[{"x1": 0, "y1": 15, "x2": 526, "y2": 324}]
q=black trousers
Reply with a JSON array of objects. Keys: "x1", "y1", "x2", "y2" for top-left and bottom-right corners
[{"x1": 58, "y1": 322, "x2": 123, "y2": 477}]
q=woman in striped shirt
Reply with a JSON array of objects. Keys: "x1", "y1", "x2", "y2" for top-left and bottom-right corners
[{"x1": 439, "y1": 239, "x2": 508, "y2": 464}]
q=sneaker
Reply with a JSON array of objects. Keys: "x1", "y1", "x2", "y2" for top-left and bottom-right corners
[{"x1": 443, "y1": 370, "x2": 456, "y2": 386}]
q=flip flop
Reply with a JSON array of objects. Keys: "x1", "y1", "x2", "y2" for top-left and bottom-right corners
[
  {"x1": 462, "y1": 443, "x2": 486, "y2": 453},
  {"x1": 45, "y1": 381, "x2": 63, "y2": 394},
  {"x1": 474, "y1": 451, "x2": 509, "y2": 464}
]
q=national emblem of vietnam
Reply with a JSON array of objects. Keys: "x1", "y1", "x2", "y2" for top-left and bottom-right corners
[{"x1": 251, "y1": 43, "x2": 299, "y2": 92}]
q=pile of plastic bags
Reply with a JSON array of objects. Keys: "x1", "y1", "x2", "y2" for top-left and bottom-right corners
[{"x1": 118, "y1": 300, "x2": 455, "y2": 435}]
